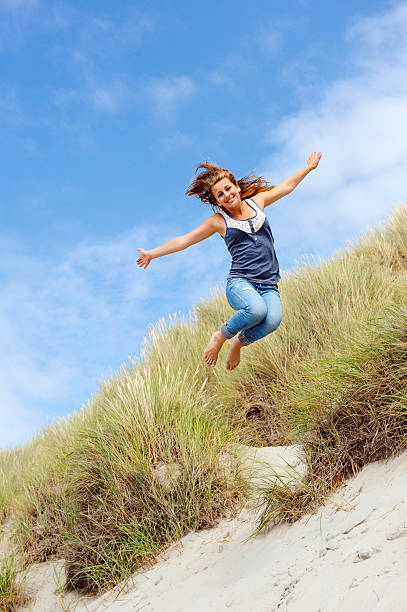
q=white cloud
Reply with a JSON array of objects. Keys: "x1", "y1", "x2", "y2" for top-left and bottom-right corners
[
  {"x1": 208, "y1": 69, "x2": 236, "y2": 88},
  {"x1": 0, "y1": 227, "x2": 147, "y2": 448},
  {"x1": 207, "y1": 23, "x2": 285, "y2": 91},
  {"x1": 0, "y1": 85, "x2": 24, "y2": 127},
  {"x1": 84, "y1": 78, "x2": 133, "y2": 114},
  {"x1": 0, "y1": 0, "x2": 72, "y2": 53},
  {"x1": 57, "y1": 10, "x2": 153, "y2": 116},
  {"x1": 1, "y1": 5, "x2": 153, "y2": 122},
  {"x1": 79, "y1": 11, "x2": 153, "y2": 57},
  {"x1": 52, "y1": 65, "x2": 136, "y2": 119},
  {"x1": 153, "y1": 130, "x2": 194, "y2": 155},
  {"x1": 0, "y1": 289, "x2": 80, "y2": 448},
  {"x1": 260, "y1": 3, "x2": 407, "y2": 259},
  {"x1": 347, "y1": 3, "x2": 407, "y2": 58},
  {"x1": 90, "y1": 85, "x2": 123, "y2": 113},
  {"x1": 207, "y1": 51, "x2": 256, "y2": 91},
  {"x1": 257, "y1": 29, "x2": 284, "y2": 57},
  {"x1": 0, "y1": 0, "x2": 39, "y2": 12},
  {"x1": 0, "y1": 2, "x2": 150, "y2": 48},
  {"x1": 146, "y1": 75, "x2": 197, "y2": 122}
]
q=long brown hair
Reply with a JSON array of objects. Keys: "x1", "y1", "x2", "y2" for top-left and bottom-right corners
[{"x1": 185, "y1": 161, "x2": 274, "y2": 211}]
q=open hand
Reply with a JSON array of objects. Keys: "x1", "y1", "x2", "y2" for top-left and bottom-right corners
[
  {"x1": 137, "y1": 248, "x2": 152, "y2": 269},
  {"x1": 307, "y1": 151, "x2": 322, "y2": 169}
]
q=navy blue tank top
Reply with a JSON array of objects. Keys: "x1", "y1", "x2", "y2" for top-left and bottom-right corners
[{"x1": 217, "y1": 198, "x2": 280, "y2": 285}]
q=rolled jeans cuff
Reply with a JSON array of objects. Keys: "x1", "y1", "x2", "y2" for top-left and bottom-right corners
[
  {"x1": 238, "y1": 333, "x2": 252, "y2": 346},
  {"x1": 220, "y1": 323, "x2": 235, "y2": 339}
]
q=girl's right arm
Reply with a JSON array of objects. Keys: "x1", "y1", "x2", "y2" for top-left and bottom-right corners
[{"x1": 137, "y1": 214, "x2": 223, "y2": 269}]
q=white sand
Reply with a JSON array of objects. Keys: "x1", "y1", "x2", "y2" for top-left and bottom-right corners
[
  {"x1": 0, "y1": 522, "x2": 94, "y2": 611},
  {"x1": 18, "y1": 559, "x2": 91, "y2": 612},
  {"x1": 71, "y1": 447, "x2": 407, "y2": 612},
  {"x1": 6, "y1": 446, "x2": 407, "y2": 611}
]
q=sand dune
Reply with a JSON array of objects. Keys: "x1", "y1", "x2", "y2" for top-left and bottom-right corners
[{"x1": 66, "y1": 447, "x2": 407, "y2": 612}]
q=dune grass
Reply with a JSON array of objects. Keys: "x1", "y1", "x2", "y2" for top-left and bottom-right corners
[
  {"x1": 1, "y1": 204, "x2": 407, "y2": 594},
  {"x1": 253, "y1": 299, "x2": 407, "y2": 532},
  {"x1": 61, "y1": 365, "x2": 247, "y2": 591},
  {"x1": 0, "y1": 554, "x2": 28, "y2": 612}
]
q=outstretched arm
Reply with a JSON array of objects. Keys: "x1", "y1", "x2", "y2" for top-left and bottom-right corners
[
  {"x1": 254, "y1": 151, "x2": 322, "y2": 209},
  {"x1": 137, "y1": 215, "x2": 221, "y2": 269}
]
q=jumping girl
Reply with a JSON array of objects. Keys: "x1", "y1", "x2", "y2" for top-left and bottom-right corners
[{"x1": 137, "y1": 152, "x2": 322, "y2": 371}]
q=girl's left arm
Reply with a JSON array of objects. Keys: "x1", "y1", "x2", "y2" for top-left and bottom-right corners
[{"x1": 254, "y1": 151, "x2": 322, "y2": 209}]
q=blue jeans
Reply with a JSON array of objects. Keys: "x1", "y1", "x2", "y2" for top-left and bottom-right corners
[{"x1": 220, "y1": 277, "x2": 282, "y2": 346}]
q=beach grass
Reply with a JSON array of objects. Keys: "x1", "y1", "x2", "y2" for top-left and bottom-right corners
[
  {"x1": 0, "y1": 554, "x2": 28, "y2": 612},
  {"x1": 1, "y1": 204, "x2": 407, "y2": 593}
]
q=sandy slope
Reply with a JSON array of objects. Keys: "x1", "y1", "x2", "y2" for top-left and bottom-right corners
[
  {"x1": 70, "y1": 448, "x2": 407, "y2": 612},
  {"x1": 5, "y1": 445, "x2": 407, "y2": 611}
]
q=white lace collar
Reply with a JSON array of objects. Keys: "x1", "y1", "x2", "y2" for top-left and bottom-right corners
[{"x1": 217, "y1": 199, "x2": 266, "y2": 233}]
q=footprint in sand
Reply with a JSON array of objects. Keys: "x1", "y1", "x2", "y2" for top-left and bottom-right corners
[
  {"x1": 353, "y1": 546, "x2": 382, "y2": 563},
  {"x1": 387, "y1": 524, "x2": 407, "y2": 541}
]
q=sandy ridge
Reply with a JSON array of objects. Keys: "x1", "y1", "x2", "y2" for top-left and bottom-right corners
[{"x1": 74, "y1": 448, "x2": 407, "y2": 612}]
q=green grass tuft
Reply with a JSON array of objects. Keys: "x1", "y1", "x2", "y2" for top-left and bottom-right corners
[{"x1": 0, "y1": 554, "x2": 29, "y2": 612}]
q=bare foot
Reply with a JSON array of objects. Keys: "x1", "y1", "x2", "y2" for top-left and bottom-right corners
[
  {"x1": 204, "y1": 330, "x2": 227, "y2": 366},
  {"x1": 226, "y1": 337, "x2": 243, "y2": 371}
]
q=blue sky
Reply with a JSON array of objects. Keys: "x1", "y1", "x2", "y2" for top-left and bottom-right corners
[{"x1": 1, "y1": 0, "x2": 407, "y2": 448}]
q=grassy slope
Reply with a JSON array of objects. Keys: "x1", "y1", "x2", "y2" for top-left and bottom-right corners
[{"x1": 1, "y1": 204, "x2": 407, "y2": 593}]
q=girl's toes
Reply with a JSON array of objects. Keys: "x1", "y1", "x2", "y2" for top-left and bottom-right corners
[{"x1": 204, "y1": 354, "x2": 216, "y2": 367}]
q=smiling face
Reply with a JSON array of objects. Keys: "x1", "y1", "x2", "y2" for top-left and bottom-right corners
[{"x1": 212, "y1": 177, "x2": 242, "y2": 210}]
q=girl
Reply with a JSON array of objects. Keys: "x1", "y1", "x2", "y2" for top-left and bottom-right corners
[{"x1": 137, "y1": 152, "x2": 322, "y2": 371}]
